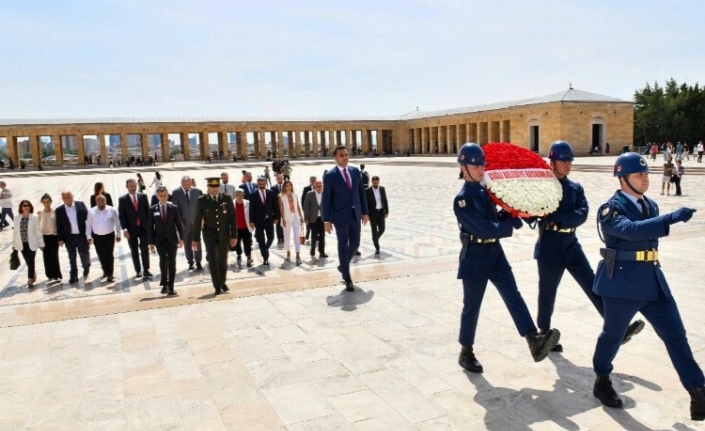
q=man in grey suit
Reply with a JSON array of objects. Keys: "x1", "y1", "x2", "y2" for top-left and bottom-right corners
[
  {"x1": 171, "y1": 175, "x2": 203, "y2": 271},
  {"x1": 220, "y1": 172, "x2": 237, "y2": 200},
  {"x1": 303, "y1": 180, "x2": 327, "y2": 259}
]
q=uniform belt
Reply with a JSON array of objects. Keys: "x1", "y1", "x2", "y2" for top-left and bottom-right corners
[
  {"x1": 468, "y1": 235, "x2": 497, "y2": 244},
  {"x1": 544, "y1": 225, "x2": 576, "y2": 233},
  {"x1": 616, "y1": 249, "x2": 659, "y2": 262}
]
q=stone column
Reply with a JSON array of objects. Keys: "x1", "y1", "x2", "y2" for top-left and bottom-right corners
[
  {"x1": 160, "y1": 133, "x2": 169, "y2": 162},
  {"x1": 217, "y1": 131, "x2": 228, "y2": 159},
  {"x1": 77, "y1": 135, "x2": 86, "y2": 165},
  {"x1": 361, "y1": 130, "x2": 370, "y2": 155},
  {"x1": 345, "y1": 130, "x2": 352, "y2": 152},
  {"x1": 237, "y1": 132, "x2": 248, "y2": 159},
  {"x1": 312, "y1": 130, "x2": 319, "y2": 157},
  {"x1": 139, "y1": 132, "x2": 148, "y2": 160},
  {"x1": 6, "y1": 135, "x2": 17, "y2": 166},
  {"x1": 297, "y1": 131, "x2": 304, "y2": 157},
  {"x1": 180, "y1": 132, "x2": 191, "y2": 161},
  {"x1": 276, "y1": 130, "x2": 284, "y2": 158},
  {"x1": 30, "y1": 135, "x2": 41, "y2": 168},
  {"x1": 286, "y1": 131, "x2": 294, "y2": 157},
  {"x1": 302, "y1": 131, "x2": 310, "y2": 157},
  {"x1": 320, "y1": 131, "x2": 328, "y2": 156},
  {"x1": 420, "y1": 127, "x2": 427, "y2": 154},
  {"x1": 119, "y1": 133, "x2": 128, "y2": 162},
  {"x1": 198, "y1": 132, "x2": 208, "y2": 160},
  {"x1": 52, "y1": 134, "x2": 63, "y2": 166}
]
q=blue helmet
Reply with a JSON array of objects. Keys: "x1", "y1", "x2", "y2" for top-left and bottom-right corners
[
  {"x1": 614, "y1": 152, "x2": 649, "y2": 177},
  {"x1": 457, "y1": 143, "x2": 485, "y2": 166},
  {"x1": 548, "y1": 140, "x2": 574, "y2": 161}
]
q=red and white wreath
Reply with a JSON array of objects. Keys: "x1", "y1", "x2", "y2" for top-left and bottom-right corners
[{"x1": 482, "y1": 142, "x2": 562, "y2": 217}]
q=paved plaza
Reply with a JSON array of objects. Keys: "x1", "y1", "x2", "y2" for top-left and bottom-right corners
[{"x1": 1, "y1": 156, "x2": 705, "y2": 430}]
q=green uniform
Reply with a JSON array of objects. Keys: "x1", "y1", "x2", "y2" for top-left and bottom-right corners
[{"x1": 193, "y1": 193, "x2": 237, "y2": 293}]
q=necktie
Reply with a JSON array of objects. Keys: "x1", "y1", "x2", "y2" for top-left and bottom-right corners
[
  {"x1": 133, "y1": 195, "x2": 140, "y2": 226},
  {"x1": 637, "y1": 198, "x2": 649, "y2": 218},
  {"x1": 161, "y1": 205, "x2": 166, "y2": 221},
  {"x1": 186, "y1": 190, "x2": 190, "y2": 203},
  {"x1": 343, "y1": 168, "x2": 352, "y2": 191},
  {"x1": 261, "y1": 190, "x2": 266, "y2": 204}
]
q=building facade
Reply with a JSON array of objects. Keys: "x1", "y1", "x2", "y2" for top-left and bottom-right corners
[{"x1": 0, "y1": 88, "x2": 633, "y2": 166}]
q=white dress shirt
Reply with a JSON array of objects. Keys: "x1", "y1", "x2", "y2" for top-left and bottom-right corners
[
  {"x1": 86, "y1": 205, "x2": 122, "y2": 239},
  {"x1": 372, "y1": 187, "x2": 382, "y2": 210},
  {"x1": 315, "y1": 191, "x2": 322, "y2": 216},
  {"x1": 65, "y1": 204, "x2": 80, "y2": 234}
]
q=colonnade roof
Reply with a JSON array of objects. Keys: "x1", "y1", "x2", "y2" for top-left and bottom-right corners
[{"x1": 0, "y1": 88, "x2": 631, "y2": 127}]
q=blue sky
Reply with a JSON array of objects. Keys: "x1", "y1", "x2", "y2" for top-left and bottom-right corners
[{"x1": 1, "y1": 0, "x2": 703, "y2": 119}]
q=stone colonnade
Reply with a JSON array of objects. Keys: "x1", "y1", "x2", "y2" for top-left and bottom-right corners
[
  {"x1": 406, "y1": 119, "x2": 511, "y2": 156},
  {"x1": 0, "y1": 123, "x2": 390, "y2": 167}
]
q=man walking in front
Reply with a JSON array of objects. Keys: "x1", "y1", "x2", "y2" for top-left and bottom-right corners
[
  {"x1": 322, "y1": 146, "x2": 369, "y2": 291},
  {"x1": 148, "y1": 187, "x2": 184, "y2": 296},
  {"x1": 250, "y1": 175, "x2": 279, "y2": 266},
  {"x1": 365, "y1": 175, "x2": 389, "y2": 255},
  {"x1": 118, "y1": 179, "x2": 152, "y2": 278},
  {"x1": 193, "y1": 177, "x2": 237, "y2": 295},
  {"x1": 86, "y1": 194, "x2": 122, "y2": 282},
  {"x1": 55, "y1": 191, "x2": 91, "y2": 284}
]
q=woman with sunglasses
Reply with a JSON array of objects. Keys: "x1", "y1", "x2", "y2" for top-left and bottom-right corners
[
  {"x1": 12, "y1": 200, "x2": 44, "y2": 288},
  {"x1": 37, "y1": 193, "x2": 62, "y2": 282}
]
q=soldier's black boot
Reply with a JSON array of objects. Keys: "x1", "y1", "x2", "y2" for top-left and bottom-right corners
[
  {"x1": 525, "y1": 329, "x2": 560, "y2": 362},
  {"x1": 540, "y1": 329, "x2": 563, "y2": 352},
  {"x1": 593, "y1": 375, "x2": 623, "y2": 408},
  {"x1": 458, "y1": 346, "x2": 483, "y2": 373},
  {"x1": 688, "y1": 386, "x2": 705, "y2": 421},
  {"x1": 621, "y1": 319, "x2": 645, "y2": 345}
]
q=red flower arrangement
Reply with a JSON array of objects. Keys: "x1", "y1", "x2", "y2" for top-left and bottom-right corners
[{"x1": 482, "y1": 142, "x2": 562, "y2": 217}]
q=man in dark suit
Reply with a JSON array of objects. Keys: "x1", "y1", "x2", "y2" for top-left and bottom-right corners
[
  {"x1": 322, "y1": 146, "x2": 369, "y2": 291},
  {"x1": 118, "y1": 178, "x2": 152, "y2": 278},
  {"x1": 239, "y1": 171, "x2": 256, "y2": 201},
  {"x1": 365, "y1": 176, "x2": 389, "y2": 255},
  {"x1": 171, "y1": 175, "x2": 203, "y2": 271},
  {"x1": 301, "y1": 176, "x2": 316, "y2": 241},
  {"x1": 55, "y1": 191, "x2": 91, "y2": 284},
  {"x1": 193, "y1": 177, "x2": 237, "y2": 295},
  {"x1": 271, "y1": 174, "x2": 285, "y2": 244},
  {"x1": 303, "y1": 180, "x2": 327, "y2": 259},
  {"x1": 148, "y1": 187, "x2": 184, "y2": 296},
  {"x1": 250, "y1": 175, "x2": 279, "y2": 266}
]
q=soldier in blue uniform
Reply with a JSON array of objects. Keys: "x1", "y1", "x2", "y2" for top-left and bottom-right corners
[
  {"x1": 591, "y1": 152, "x2": 705, "y2": 421},
  {"x1": 532, "y1": 140, "x2": 644, "y2": 352},
  {"x1": 454, "y1": 143, "x2": 560, "y2": 374}
]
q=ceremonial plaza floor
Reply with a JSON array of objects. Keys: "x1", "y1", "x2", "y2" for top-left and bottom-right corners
[{"x1": 0, "y1": 155, "x2": 704, "y2": 431}]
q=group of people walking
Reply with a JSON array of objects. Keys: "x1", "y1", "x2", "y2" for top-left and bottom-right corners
[{"x1": 453, "y1": 141, "x2": 704, "y2": 421}]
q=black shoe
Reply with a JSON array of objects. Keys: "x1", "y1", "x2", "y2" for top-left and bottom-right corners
[
  {"x1": 540, "y1": 329, "x2": 563, "y2": 352},
  {"x1": 689, "y1": 386, "x2": 705, "y2": 421},
  {"x1": 593, "y1": 375, "x2": 623, "y2": 408},
  {"x1": 222, "y1": 286, "x2": 230, "y2": 293},
  {"x1": 214, "y1": 290, "x2": 222, "y2": 296},
  {"x1": 621, "y1": 319, "x2": 645, "y2": 345},
  {"x1": 320, "y1": 253, "x2": 328, "y2": 258},
  {"x1": 263, "y1": 260, "x2": 269, "y2": 266},
  {"x1": 69, "y1": 278, "x2": 78, "y2": 284},
  {"x1": 345, "y1": 281, "x2": 355, "y2": 292},
  {"x1": 355, "y1": 251, "x2": 361, "y2": 256},
  {"x1": 188, "y1": 263, "x2": 195, "y2": 270},
  {"x1": 458, "y1": 346, "x2": 483, "y2": 373},
  {"x1": 160, "y1": 286, "x2": 168, "y2": 294},
  {"x1": 83, "y1": 268, "x2": 90, "y2": 277},
  {"x1": 375, "y1": 250, "x2": 380, "y2": 255},
  {"x1": 106, "y1": 276, "x2": 115, "y2": 282},
  {"x1": 195, "y1": 263, "x2": 203, "y2": 271},
  {"x1": 143, "y1": 270, "x2": 153, "y2": 277},
  {"x1": 167, "y1": 289, "x2": 177, "y2": 296},
  {"x1": 337, "y1": 265, "x2": 342, "y2": 273},
  {"x1": 246, "y1": 257, "x2": 253, "y2": 267},
  {"x1": 237, "y1": 255, "x2": 242, "y2": 262},
  {"x1": 136, "y1": 271, "x2": 142, "y2": 278},
  {"x1": 525, "y1": 329, "x2": 561, "y2": 362}
]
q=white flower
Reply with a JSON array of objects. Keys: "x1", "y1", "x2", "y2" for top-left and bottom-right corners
[{"x1": 483, "y1": 169, "x2": 562, "y2": 216}]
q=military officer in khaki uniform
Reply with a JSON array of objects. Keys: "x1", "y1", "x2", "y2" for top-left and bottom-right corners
[{"x1": 193, "y1": 177, "x2": 237, "y2": 295}]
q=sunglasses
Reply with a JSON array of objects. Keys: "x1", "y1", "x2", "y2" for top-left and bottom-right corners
[{"x1": 21, "y1": 204, "x2": 31, "y2": 208}]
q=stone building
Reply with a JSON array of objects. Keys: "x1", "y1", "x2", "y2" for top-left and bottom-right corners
[{"x1": 0, "y1": 87, "x2": 633, "y2": 166}]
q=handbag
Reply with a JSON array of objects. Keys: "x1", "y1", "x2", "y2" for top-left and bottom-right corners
[
  {"x1": 10, "y1": 250, "x2": 20, "y2": 270},
  {"x1": 299, "y1": 230, "x2": 306, "y2": 245}
]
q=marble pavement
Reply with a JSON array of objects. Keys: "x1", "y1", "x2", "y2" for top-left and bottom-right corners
[{"x1": 0, "y1": 155, "x2": 704, "y2": 430}]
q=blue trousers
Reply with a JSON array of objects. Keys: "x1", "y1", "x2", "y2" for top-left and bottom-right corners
[
  {"x1": 459, "y1": 247, "x2": 536, "y2": 346},
  {"x1": 333, "y1": 210, "x2": 361, "y2": 283},
  {"x1": 537, "y1": 247, "x2": 603, "y2": 330},
  {"x1": 593, "y1": 295, "x2": 704, "y2": 390}
]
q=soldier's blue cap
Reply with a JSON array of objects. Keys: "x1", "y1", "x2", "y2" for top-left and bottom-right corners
[
  {"x1": 457, "y1": 143, "x2": 485, "y2": 166},
  {"x1": 614, "y1": 152, "x2": 649, "y2": 177}
]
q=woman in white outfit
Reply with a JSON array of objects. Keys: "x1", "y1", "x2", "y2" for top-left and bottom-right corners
[{"x1": 278, "y1": 180, "x2": 304, "y2": 265}]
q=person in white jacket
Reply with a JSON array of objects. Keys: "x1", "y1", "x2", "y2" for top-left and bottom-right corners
[
  {"x1": 278, "y1": 180, "x2": 304, "y2": 265},
  {"x1": 12, "y1": 199, "x2": 45, "y2": 288}
]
